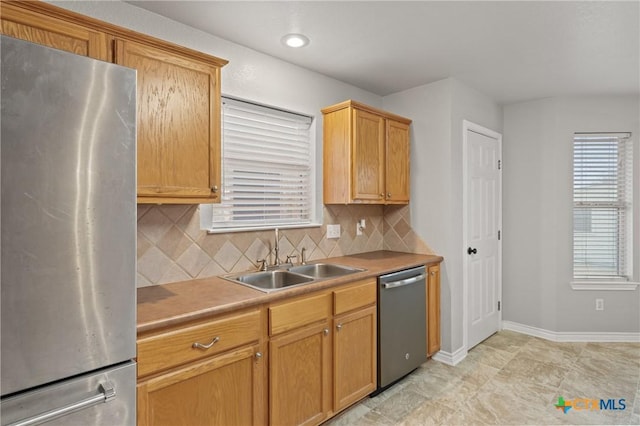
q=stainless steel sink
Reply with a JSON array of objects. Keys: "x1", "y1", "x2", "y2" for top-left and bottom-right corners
[
  {"x1": 226, "y1": 263, "x2": 366, "y2": 293},
  {"x1": 230, "y1": 270, "x2": 314, "y2": 292},
  {"x1": 288, "y1": 263, "x2": 363, "y2": 279}
]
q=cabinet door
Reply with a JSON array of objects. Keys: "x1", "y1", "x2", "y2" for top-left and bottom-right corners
[
  {"x1": 352, "y1": 109, "x2": 385, "y2": 202},
  {"x1": 427, "y1": 264, "x2": 441, "y2": 356},
  {"x1": 333, "y1": 306, "x2": 376, "y2": 412},
  {"x1": 269, "y1": 322, "x2": 331, "y2": 426},
  {"x1": 385, "y1": 119, "x2": 410, "y2": 203},
  {"x1": 114, "y1": 39, "x2": 221, "y2": 203},
  {"x1": 137, "y1": 344, "x2": 264, "y2": 426},
  {"x1": 0, "y1": 3, "x2": 109, "y2": 60}
]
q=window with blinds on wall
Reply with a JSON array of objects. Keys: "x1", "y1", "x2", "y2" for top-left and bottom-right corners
[
  {"x1": 208, "y1": 97, "x2": 314, "y2": 230},
  {"x1": 572, "y1": 132, "x2": 633, "y2": 280}
]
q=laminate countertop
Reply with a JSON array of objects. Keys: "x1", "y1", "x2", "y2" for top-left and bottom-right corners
[{"x1": 137, "y1": 250, "x2": 443, "y2": 334}]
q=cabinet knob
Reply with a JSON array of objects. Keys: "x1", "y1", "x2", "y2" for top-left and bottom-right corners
[
  {"x1": 379, "y1": 193, "x2": 384, "y2": 198},
  {"x1": 323, "y1": 328, "x2": 329, "y2": 336},
  {"x1": 211, "y1": 185, "x2": 218, "y2": 193},
  {"x1": 336, "y1": 324, "x2": 342, "y2": 331},
  {"x1": 255, "y1": 352, "x2": 262, "y2": 360},
  {"x1": 387, "y1": 193, "x2": 391, "y2": 198}
]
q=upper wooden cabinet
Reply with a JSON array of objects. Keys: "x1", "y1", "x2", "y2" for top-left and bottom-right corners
[
  {"x1": 1, "y1": 0, "x2": 228, "y2": 204},
  {"x1": 0, "y1": 1, "x2": 110, "y2": 60},
  {"x1": 322, "y1": 100, "x2": 411, "y2": 204},
  {"x1": 115, "y1": 39, "x2": 224, "y2": 203}
]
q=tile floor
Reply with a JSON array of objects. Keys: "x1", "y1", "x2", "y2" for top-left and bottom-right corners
[{"x1": 326, "y1": 330, "x2": 640, "y2": 425}]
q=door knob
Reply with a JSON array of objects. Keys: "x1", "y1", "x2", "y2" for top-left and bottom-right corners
[{"x1": 467, "y1": 247, "x2": 477, "y2": 255}]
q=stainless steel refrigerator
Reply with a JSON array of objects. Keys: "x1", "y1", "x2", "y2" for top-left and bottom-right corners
[{"x1": 1, "y1": 35, "x2": 137, "y2": 425}]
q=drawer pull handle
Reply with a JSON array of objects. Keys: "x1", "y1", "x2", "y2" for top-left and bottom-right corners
[{"x1": 192, "y1": 336, "x2": 220, "y2": 350}]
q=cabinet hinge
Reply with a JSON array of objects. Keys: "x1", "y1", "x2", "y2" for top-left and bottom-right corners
[
  {"x1": 498, "y1": 160, "x2": 501, "y2": 170},
  {"x1": 498, "y1": 301, "x2": 501, "y2": 311}
]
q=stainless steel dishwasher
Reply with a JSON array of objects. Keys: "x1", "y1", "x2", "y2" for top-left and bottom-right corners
[{"x1": 376, "y1": 265, "x2": 427, "y2": 393}]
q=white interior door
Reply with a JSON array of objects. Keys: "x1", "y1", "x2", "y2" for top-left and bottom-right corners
[{"x1": 464, "y1": 122, "x2": 502, "y2": 350}]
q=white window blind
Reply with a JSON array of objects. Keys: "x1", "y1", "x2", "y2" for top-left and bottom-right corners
[
  {"x1": 573, "y1": 133, "x2": 633, "y2": 280},
  {"x1": 209, "y1": 97, "x2": 313, "y2": 230}
]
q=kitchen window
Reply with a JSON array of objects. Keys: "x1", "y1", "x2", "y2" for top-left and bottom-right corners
[
  {"x1": 571, "y1": 132, "x2": 636, "y2": 289},
  {"x1": 201, "y1": 97, "x2": 319, "y2": 232}
]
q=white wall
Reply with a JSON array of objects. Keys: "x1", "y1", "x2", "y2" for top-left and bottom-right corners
[
  {"x1": 384, "y1": 78, "x2": 502, "y2": 354},
  {"x1": 383, "y1": 79, "x2": 453, "y2": 349},
  {"x1": 503, "y1": 95, "x2": 640, "y2": 333}
]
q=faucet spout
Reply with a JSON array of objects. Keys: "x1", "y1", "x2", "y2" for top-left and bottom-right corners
[{"x1": 274, "y1": 228, "x2": 280, "y2": 266}]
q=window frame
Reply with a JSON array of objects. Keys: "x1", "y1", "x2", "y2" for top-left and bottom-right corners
[
  {"x1": 200, "y1": 96, "x2": 322, "y2": 233},
  {"x1": 570, "y1": 132, "x2": 638, "y2": 291}
]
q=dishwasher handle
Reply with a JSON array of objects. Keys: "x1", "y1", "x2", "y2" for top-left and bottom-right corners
[{"x1": 381, "y1": 273, "x2": 426, "y2": 289}]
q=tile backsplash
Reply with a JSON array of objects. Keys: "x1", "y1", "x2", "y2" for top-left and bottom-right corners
[{"x1": 137, "y1": 204, "x2": 433, "y2": 287}]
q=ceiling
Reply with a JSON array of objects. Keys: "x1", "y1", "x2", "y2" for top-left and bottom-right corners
[{"x1": 128, "y1": 1, "x2": 639, "y2": 105}]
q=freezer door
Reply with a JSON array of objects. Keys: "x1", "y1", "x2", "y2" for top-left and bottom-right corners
[
  {"x1": 1, "y1": 362, "x2": 136, "y2": 426},
  {"x1": 1, "y1": 36, "x2": 137, "y2": 396}
]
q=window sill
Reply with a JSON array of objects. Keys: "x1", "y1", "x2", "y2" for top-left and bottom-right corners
[
  {"x1": 205, "y1": 222, "x2": 323, "y2": 234},
  {"x1": 570, "y1": 281, "x2": 639, "y2": 291}
]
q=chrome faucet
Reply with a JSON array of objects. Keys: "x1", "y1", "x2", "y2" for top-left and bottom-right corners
[{"x1": 273, "y1": 228, "x2": 280, "y2": 266}]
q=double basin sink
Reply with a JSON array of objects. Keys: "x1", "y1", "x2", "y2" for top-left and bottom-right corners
[{"x1": 225, "y1": 263, "x2": 365, "y2": 293}]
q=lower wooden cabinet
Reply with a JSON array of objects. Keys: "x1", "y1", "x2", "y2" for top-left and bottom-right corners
[
  {"x1": 269, "y1": 321, "x2": 331, "y2": 426},
  {"x1": 267, "y1": 279, "x2": 377, "y2": 426},
  {"x1": 136, "y1": 307, "x2": 266, "y2": 426},
  {"x1": 137, "y1": 344, "x2": 264, "y2": 426},
  {"x1": 427, "y1": 263, "x2": 441, "y2": 357},
  {"x1": 333, "y1": 305, "x2": 376, "y2": 412}
]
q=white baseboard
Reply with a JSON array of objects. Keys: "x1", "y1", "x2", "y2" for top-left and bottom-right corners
[
  {"x1": 431, "y1": 346, "x2": 467, "y2": 366},
  {"x1": 502, "y1": 320, "x2": 640, "y2": 342}
]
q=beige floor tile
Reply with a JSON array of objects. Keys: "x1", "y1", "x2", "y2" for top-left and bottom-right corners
[
  {"x1": 481, "y1": 330, "x2": 533, "y2": 353},
  {"x1": 499, "y1": 356, "x2": 568, "y2": 388},
  {"x1": 518, "y1": 337, "x2": 586, "y2": 367},
  {"x1": 584, "y1": 342, "x2": 640, "y2": 362},
  {"x1": 397, "y1": 400, "x2": 457, "y2": 426},
  {"x1": 369, "y1": 389, "x2": 429, "y2": 423},
  {"x1": 464, "y1": 343, "x2": 517, "y2": 370}
]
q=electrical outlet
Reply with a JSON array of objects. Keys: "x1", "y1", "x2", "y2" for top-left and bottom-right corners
[
  {"x1": 326, "y1": 224, "x2": 341, "y2": 239},
  {"x1": 356, "y1": 220, "x2": 363, "y2": 236},
  {"x1": 595, "y1": 298, "x2": 604, "y2": 311}
]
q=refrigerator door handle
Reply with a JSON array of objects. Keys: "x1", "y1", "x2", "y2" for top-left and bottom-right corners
[{"x1": 8, "y1": 382, "x2": 116, "y2": 426}]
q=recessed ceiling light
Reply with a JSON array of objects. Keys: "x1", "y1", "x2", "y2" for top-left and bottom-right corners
[{"x1": 281, "y1": 33, "x2": 310, "y2": 48}]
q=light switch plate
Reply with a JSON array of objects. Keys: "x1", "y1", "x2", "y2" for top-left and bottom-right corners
[{"x1": 326, "y1": 224, "x2": 341, "y2": 239}]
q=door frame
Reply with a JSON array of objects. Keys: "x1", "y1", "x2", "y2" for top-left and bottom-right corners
[{"x1": 462, "y1": 120, "x2": 503, "y2": 352}]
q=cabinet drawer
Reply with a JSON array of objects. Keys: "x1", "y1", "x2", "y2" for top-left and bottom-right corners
[
  {"x1": 269, "y1": 292, "x2": 331, "y2": 336},
  {"x1": 333, "y1": 279, "x2": 377, "y2": 315},
  {"x1": 137, "y1": 309, "x2": 261, "y2": 378}
]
